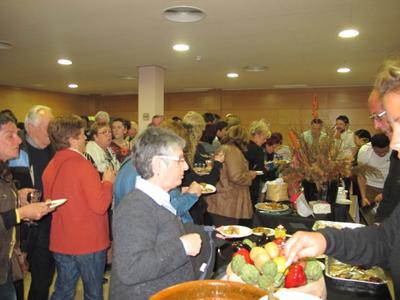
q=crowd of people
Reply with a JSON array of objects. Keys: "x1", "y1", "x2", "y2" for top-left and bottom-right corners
[{"x1": 1, "y1": 55, "x2": 400, "y2": 299}]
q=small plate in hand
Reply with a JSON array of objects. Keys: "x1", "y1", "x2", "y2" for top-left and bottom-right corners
[
  {"x1": 200, "y1": 183, "x2": 216, "y2": 194},
  {"x1": 47, "y1": 198, "x2": 67, "y2": 209},
  {"x1": 255, "y1": 170, "x2": 263, "y2": 175}
]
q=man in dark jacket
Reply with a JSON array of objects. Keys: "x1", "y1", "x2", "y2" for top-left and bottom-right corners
[{"x1": 8, "y1": 105, "x2": 55, "y2": 300}]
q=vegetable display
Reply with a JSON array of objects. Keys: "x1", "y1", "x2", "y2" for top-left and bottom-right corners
[{"x1": 229, "y1": 225, "x2": 323, "y2": 291}]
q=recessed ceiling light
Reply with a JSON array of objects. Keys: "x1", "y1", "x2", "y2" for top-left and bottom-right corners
[
  {"x1": 173, "y1": 44, "x2": 190, "y2": 52},
  {"x1": 163, "y1": 6, "x2": 205, "y2": 23},
  {"x1": 68, "y1": 83, "x2": 78, "y2": 88},
  {"x1": 337, "y1": 67, "x2": 351, "y2": 73},
  {"x1": 227, "y1": 73, "x2": 239, "y2": 78},
  {"x1": 0, "y1": 41, "x2": 13, "y2": 50},
  {"x1": 57, "y1": 58, "x2": 72, "y2": 65},
  {"x1": 338, "y1": 29, "x2": 359, "y2": 38},
  {"x1": 244, "y1": 65, "x2": 268, "y2": 72}
]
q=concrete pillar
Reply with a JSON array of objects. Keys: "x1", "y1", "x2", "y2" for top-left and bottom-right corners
[{"x1": 138, "y1": 65, "x2": 165, "y2": 133}]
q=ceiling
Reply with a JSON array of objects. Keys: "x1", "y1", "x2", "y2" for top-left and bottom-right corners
[{"x1": 0, "y1": 0, "x2": 399, "y2": 95}]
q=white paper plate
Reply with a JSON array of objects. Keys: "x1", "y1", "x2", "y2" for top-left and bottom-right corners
[
  {"x1": 260, "y1": 289, "x2": 321, "y2": 300},
  {"x1": 47, "y1": 198, "x2": 67, "y2": 209},
  {"x1": 217, "y1": 225, "x2": 252, "y2": 238},
  {"x1": 201, "y1": 184, "x2": 216, "y2": 194},
  {"x1": 255, "y1": 170, "x2": 264, "y2": 175}
]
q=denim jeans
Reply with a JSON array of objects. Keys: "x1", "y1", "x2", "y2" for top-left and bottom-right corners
[{"x1": 51, "y1": 250, "x2": 106, "y2": 300}]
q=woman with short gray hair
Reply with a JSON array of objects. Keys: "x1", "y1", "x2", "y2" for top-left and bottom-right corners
[{"x1": 110, "y1": 127, "x2": 203, "y2": 300}]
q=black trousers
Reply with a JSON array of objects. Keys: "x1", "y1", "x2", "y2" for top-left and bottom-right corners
[{"x1": 26, "y1": 216, "x2": 55, "y2": 300}]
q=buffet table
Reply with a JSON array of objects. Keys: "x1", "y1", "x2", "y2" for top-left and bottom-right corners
[{"x1": 213, "y1": 210, "x2": 393, "y2": 300}]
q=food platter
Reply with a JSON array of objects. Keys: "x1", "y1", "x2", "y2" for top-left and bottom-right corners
[
  {"x1": 325, "y1": 257, "x2": 387, "y2": 294},
  {"x1": 251, "y1": 227, "x2": 274, "y2": 236},
  {"x1": 200, "y1": 183, "x2": 216, "y2": 194},
  {"x1": 312, "y1": 220, "x2": 365, "y2": 231},
  {"x1": 255, "y1": 202, "x2": 290, "y2": 213},
  {"x1": 216, "y1": 225, "x2": 253, "y2": 238}
]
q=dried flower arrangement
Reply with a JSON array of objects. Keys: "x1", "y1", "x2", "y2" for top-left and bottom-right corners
[{"x1": 281, "y1": 128, "x2": 381, "y2": 191}]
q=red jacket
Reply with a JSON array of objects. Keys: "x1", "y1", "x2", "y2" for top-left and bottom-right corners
[{"x1": 43, "y1": 148, "x2": 112, "y2": 255}]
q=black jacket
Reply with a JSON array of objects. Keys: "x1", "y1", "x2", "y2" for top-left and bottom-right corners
[{"x1": 321, "y1": 201, "x2": 400, "y2": 299}]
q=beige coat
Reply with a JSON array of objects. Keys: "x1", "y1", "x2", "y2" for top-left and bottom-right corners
[{"x1": 206, "y1": 144, "x2": 253, "y2": 219}]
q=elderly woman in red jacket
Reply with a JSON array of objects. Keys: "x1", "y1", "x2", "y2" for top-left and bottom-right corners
[{"x1": 43, "y1": 115, "x2": 116, "y2": 300}]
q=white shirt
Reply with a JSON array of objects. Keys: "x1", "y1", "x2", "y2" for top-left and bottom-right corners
[
  {"x1": 357, "y1": 143, "x2": 391, "y2": 188},
  {"x1": 336, "y1": 129, "x2": 355, "y2": 159},
  {"x1": 302, "y1": 130, "x2": 327, "y2": 145},
  {"x1": 135, "y1": 176, "x2": 176, "y2": 215},
  {"x1": 85, "y1": 141, "x2": 120, "y2": 172}
]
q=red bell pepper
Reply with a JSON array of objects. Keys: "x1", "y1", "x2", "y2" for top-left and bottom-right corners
[
  {"x1": 232, "y1": 248, "x2": 253, "y2": 264},
  {"x1": 284, "y1": 264, "x2": 307, "y2": 288}
]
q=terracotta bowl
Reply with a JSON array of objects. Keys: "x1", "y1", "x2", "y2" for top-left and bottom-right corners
[{"x1": 149, "y1": 280, "x2": 267, "y2": 300}]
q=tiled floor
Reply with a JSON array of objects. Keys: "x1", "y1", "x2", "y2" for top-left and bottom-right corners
[{"x1": 23, "y1": 271, "x2": 111, "y2": 300}]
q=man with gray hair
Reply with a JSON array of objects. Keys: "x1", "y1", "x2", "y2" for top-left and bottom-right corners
[{"x1": 8, "y1": 105, "x2": 55, "y2": 300}]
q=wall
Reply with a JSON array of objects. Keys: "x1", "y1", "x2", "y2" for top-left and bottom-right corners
[
  {"x1": 1, "y1": 85, "x2": 375, "y2": 140},
  {"x1": 0, "y1": 85, "x2": 93, "y2": 121}
]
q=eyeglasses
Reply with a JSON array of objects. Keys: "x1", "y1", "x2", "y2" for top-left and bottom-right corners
[
  {"x1": 157, "y1": 155, "x2": 186, "y2": 164},
  {"x1": 97, "y1": 130, "x2": 112, "y2": 135},
  {"x1": 369, "y1": 111, "x2": 387, "y2": 121}
]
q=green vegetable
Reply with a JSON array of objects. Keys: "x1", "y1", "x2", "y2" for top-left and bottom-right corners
[
  {"x1": 273, "y1": 272, "x2": 285, "y2": 288},
  {"x1": 242, "y1": 238, "x2": 256, "y2": 249},
  {"x1": 231, "y1": 254, "x2": 246, "y2": 274},
  {"x1": 258, "y1": 274, "x2": 275, "y2": 290},
  {"x1": 240, "y1": 264, "x2": 260, "y2": 285},
  {"x1": 261, "y1": 260, "x2": 277, "y2": 277},
  {"x1": 304, "y1": 260, "x2": 323, "y2": 281}
]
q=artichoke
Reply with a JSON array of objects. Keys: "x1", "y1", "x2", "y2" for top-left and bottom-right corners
[
  {"x1": 305, "y1": 260, "x2": 323, "y2": 281},
  {"x1": 231, "y1": 254, "x2": 246, "y2": 275},
  {"x1": 273, "y1": 272, "x2": 285, "y2": 288},
  {"x1": 258, "y1": 274, "x2": 275, "y2": 290},
  {"x1": 240, "y1": 264, "x2": 260, "y2": 285},
  {"x1": 261, "y1": 260, "x2": 277, "y2": 277}
]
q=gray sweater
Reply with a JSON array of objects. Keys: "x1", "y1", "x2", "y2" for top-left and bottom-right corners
[{"x1": 109, "y1": 189, "x2": 195, "y2": 300}]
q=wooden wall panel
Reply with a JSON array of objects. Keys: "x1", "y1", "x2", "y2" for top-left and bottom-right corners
[
  {"x1": 0, "y1": 85, "x2": 93, "y2": 121},
  {"x1": 91, "y1": 94, "x2": 138, "y2": 122},
  {"x1": 1, "y1": 85, "x2": 376, "y2": 142}
]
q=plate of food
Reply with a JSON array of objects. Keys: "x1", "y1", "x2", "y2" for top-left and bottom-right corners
[
  {"x1": 199, "y1": 183, "x2": 216, "y2": 194},
  {"x1": 252, "y1": 226, "x2": 274, "y2": 236},
  {"x1": 312, "y1": 220, "x2": 364, "y2": 231},
  {"x1": 255, "y1": 170, "x2": 264, "y2": 175},
  {"x1": 255, "y1": 202, "x2": 290, "y2": 213},
  {"x1": 217, "y1": 225, "x2": 252, "y2": 238},
  {"x1": 46, "y1": 198, "x2": 67, "y2": 209}
]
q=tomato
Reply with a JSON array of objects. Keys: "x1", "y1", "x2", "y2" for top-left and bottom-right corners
[
  {"x1": 273, "y1": 238, "x2": 285, "y2": 249},
  {"x1": 233, "y1": 248, "x2": 253, "y2": 264}
]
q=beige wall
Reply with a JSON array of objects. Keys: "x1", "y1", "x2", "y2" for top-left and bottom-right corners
[
  {"x1": 1, "y1": 85, "x2": 376, "y2": 140},
  {"x1": 0, "y1": 85, "x2": 94, "y2": 121}
]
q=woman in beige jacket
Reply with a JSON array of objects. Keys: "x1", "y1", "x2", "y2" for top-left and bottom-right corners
[{"x1": 206, "y1": 125, "x2": 257, "y2": 226}]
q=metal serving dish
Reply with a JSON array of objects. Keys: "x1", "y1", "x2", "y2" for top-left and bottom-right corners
[
  {"x1": 312, "y1": 220, "x2": 365, "y2": 231},
  {"x1": 325, "y1": 257, "x2": 387, "y2": 294}
]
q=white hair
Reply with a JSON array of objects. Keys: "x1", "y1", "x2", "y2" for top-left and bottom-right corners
[
  {"x1": 24, "y1": 105, "x2": 52, "y2": 128},
  {"x1": 94, "y1": 111, "x2": 110, "y2": 123}
]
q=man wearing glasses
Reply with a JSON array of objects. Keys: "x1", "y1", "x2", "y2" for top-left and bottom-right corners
[{"x1": 367, "y1": 89, "x2": 400, "y2": 222}]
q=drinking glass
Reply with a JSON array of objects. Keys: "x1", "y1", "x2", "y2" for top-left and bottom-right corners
[{"x1": 26, "y1": 189, "x2": 42, "y2": 225}]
